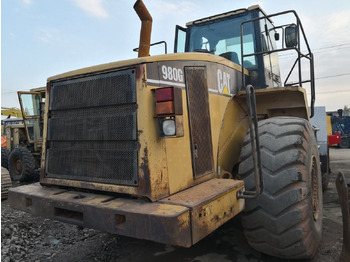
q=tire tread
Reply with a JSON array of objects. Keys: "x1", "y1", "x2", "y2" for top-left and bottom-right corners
[{"x1": 238, "y1": 117, "x2": 322, "y2": 259}]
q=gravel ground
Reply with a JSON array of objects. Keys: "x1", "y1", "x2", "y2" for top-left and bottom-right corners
[
  {"x1": 1, "y1": 148, "x2": 348, "y2": 262},
  {"x1": 1, "y1": 200, "x2": 103, "y2": 262}
]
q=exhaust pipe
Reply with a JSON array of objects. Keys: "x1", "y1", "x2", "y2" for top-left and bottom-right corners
[{"x1": 134, "y1": 0, "x2": 152, "y2": 57}]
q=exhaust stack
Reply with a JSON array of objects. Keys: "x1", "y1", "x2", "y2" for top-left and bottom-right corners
[{"x1": 134, "y1": 0, "x2": 152, "y2": 57}]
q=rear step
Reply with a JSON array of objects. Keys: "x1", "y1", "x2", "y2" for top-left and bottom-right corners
[{"x1": 9, "y1": 178, "x2": 244, "y2": 247}]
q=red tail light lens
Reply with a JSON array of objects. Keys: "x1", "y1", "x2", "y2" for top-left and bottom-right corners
[{"x1": 155, "y1": 87, "x2": 174, "y2": 102}]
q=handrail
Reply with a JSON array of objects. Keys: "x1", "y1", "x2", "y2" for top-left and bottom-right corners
[
  {"x1": 237, "y1": 85, "x2": 264, "y2": 199},
  {"x1": 133, "y1": 41, "x2": 168, "y2": 55},
  {"x1": 240, "y1": 10, "x2": 315, "y2": 118}
]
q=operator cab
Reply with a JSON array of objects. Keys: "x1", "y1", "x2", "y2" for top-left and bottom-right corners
[{"x1": 175, "y1": 5, "x2": 298, "y2": 90}]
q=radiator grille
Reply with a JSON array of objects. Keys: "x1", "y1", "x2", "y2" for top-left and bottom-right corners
[
  {"x1": 46, "y1": 69, "x2": 138, "y2": 186},
  {"x1": 185, "y1": 67, "x2": 214, "y2": 178}
]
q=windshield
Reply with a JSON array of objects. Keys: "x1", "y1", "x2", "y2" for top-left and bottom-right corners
[
  {"x1": 187, "y1": 13, "x2": 257, "y2": 68},
  {"x1": 19, "y1": 93, "x2": 43, "y2": 141}
]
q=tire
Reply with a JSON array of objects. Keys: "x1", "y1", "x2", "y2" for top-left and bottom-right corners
[
  {"x1": 238, "y1": 117, "x2": 323, "y2": 259},
  {"x1": 8, "y1": 147, "x2": 35, "y2": 182},
  {"x1": 1, "y1": 167, "x2": 12, "y2": 200},
  {"x1": 1, "y1": 147, "x2": 9, "y2": 169},
  {"x1": 339, "y1": 137, "x2": 349, "y2": 148}
]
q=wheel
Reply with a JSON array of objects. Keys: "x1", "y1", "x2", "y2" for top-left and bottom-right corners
[
  {"x1": 238, "y1": 117, "x2": 323, "y2": 259},
  {"x1": 1, "y1": 147, "x2": 9, "y2": 169},
  {"x1": 8, "y1": 147, "x2": 35, "y2": 182},
  {"x1": 339, "y1": 137, "x2": 349, "y2": 148},
  {"x1": 1, "y1": 167, "x2": 12, "y2": 200}
]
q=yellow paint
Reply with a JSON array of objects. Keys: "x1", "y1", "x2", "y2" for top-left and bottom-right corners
[
  {"x1": 207, "y1": 93, "x2": 233, "y2": 173},
  {"x1": 136, "y1": 65, "x2": 170, "y2": 200},
  {"x1": 40, "y1": 84, "x2": 50, "y2": 175},
  {"x1": 1, "y1": 107, "x2": 22, "y2": 118},
  {"x1": 165, "y1": 89, "x2": 193, "y2": 194},
  {"x1": 159, "y1": 178, "x2": 245, "y2": 245},
  {"x1": 191, "y1": 184, "x2": 244, "y2": 244},
  {"x1": 47, "y1": 53, "x2": 248, "y2": 82},
  {"x1": 217, "y1": 97, "x2": 249, "y2": 174},
  {"x1": 326, "y1": 115, "x2": 332, "y2": 136},
  {"x1": 235, "y1": 86, "x2": 310, "y2": 120}
]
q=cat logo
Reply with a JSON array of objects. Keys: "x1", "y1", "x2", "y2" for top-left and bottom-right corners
[{"x1": 217, "y1": 69, "x2": 231, "y2": 95}]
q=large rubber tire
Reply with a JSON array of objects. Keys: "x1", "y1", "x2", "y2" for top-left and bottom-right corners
[
  {"x1": 238, "y1": 117, "x2": 323, "y2": 259},
  {"x1": 339, "y1": 137, "x2": 349, "y2": 148},
  {"x1": 1, "y1": 147, "x2": 9, "y2": 169},
  {"x1": 8, "y1": 147, "x2": 35, "y2": 182},
  {"x1": 1, "y1": 167, "x2": 12, "y2": 200}
]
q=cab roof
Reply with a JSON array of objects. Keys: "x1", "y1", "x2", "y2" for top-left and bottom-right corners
[{"x1": 186, "y1": 5, "x2": 268, "y2": 27}]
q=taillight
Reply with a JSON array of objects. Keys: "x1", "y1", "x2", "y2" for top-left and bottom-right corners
[
  {"x1": 156, "y1": 101, "x2": 174, "y2": 115},
  {"x1": 155, "y1": 87, "x2": 174, "y2": 102},
  {"x1": 154, "y1": 87, "x2": 183, "y2": 138}
]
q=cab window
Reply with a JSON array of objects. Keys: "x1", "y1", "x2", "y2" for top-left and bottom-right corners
[{"x1": 186, "y1": 13, "x2": 258, "y2": 68}]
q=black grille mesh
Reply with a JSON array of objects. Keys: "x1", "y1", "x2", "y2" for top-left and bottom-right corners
[
  {"x1": 50, "y1": 71, "x2": 135, "y2": 110},
  {"x1": 46, "y1": 69, "x2": 138, "y2": 185},
  {"x1": 185, "y1": 67, "x2": 214, "y2": 178},
  {"x1": 48, "y1": 104, "x2": 137, "y2": 141},
  {"x1": 46, "y1": 141, "x2": 137, "y2": 184}
]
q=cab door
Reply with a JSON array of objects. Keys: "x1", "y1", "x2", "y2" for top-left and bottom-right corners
[{"x1": 17, "y1": 92, "x2": 43, "y2": 143}]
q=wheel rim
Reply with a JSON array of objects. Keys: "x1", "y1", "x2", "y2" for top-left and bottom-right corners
[
  {"x1": 311, "y1": 155, "x2": 320, "y2": 221},
  {"x1": 13, "y1": 156, "x2": 23, "y2": 175}
]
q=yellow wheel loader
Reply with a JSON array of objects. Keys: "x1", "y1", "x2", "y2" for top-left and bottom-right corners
[
  {"x1": 1, "y1": 87, "x2": 45, "y2": 182},
  {"x1": 9, "y1": 1, "x2": 323, "y2": 259}
]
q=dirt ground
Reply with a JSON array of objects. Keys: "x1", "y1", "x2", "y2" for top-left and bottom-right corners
[{"x1": 1, "y1": 147, "x2": 349, "y2": 262}]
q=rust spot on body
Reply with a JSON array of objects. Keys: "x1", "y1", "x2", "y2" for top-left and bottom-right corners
[
  {"x1": 139, "y1": 147, "x2": 151, "y2": 196},
  {"x1": 135, "y1": 64, "x2": 145, "y2": 81}
]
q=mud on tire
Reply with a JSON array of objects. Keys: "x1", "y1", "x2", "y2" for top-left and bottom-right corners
[
  {"x1": 8, "y1": 147, "x2": 36, "y2": 182},
  {"x1": 238, "y1": 117, "x2": 323, "y2": 259}
]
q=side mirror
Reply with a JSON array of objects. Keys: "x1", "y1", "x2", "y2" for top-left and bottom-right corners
[
  {"x1": 274, "y1": 32, "x2": 280, "y2": 41},
  {"x1": 285, "y1": 25, "x2": 298, "y2": 47}
]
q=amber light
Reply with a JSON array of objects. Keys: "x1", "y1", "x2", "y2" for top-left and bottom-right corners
[
  {"x1": 155, "y1": 87, "x2": 174, "y2": 102},
  {"x1": 156, "y1": 101, "x2": 175, "y2": 115}
]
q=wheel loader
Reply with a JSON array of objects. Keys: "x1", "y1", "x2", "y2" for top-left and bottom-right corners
[
  {"x1": 1, "y1": 87, "x2": 45, "y2": 182},
  {"x1": 9, "y1": 1, "x2": 324, "y2": 259}
]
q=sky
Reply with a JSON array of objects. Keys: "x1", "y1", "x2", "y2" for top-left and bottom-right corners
[{"x1": 1, "y1": 0, "x2": 350, "y2": 112}]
